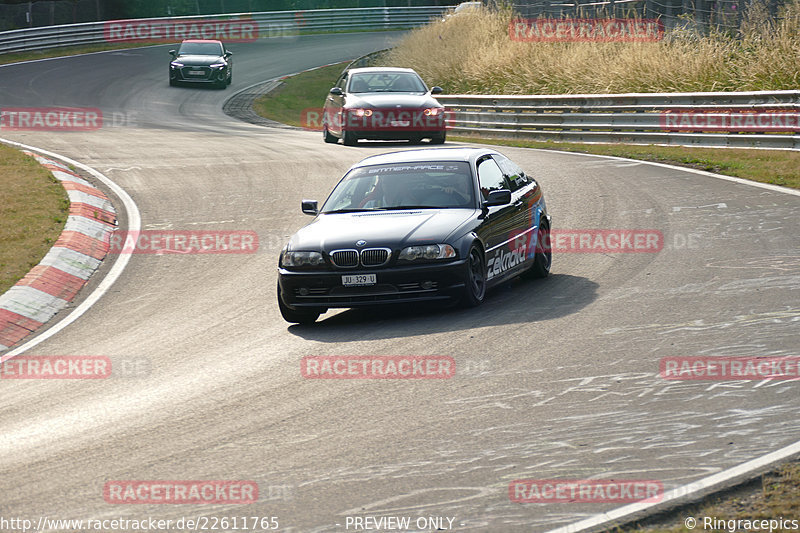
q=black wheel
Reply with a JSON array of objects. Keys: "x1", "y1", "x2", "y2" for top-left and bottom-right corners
[
  {"x1": 460, "y1": 245, "x2": 486, "y2": 307},
  {"x1": 216, "y1": 79, "x2": 227, "y2": 89},
  {"x1": 169, "y1": 78, "x2": 178, "y2": 87},
  {"x1": 408, "y1": 135, "x2": 423, "y2": 144},
  {"x1": 430, "y1": 132, "x2": 446, "y2": 144},
  {"x1": 277, "y1": 284, "x2": 321, "y2": 324},
  {"x1": 523, "y1": 222, "x2": 551, "y2": 279},
  {"x1": 342, "y1": 130, "x2": 357, "y2": 146},
  {"x1": 323, "y1": 125, "x2": 338, "y2": 144},
  {"x1": 227, "y1": 72, "x2": 232, "y2": 85}
]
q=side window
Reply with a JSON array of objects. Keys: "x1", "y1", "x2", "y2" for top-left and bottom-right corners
[
  {"x1": 477, "y1": 158, "x2": 508, "y2": 201},
  {"x1": 493, "y1": 154, "x2": 530, "y2": 192}
]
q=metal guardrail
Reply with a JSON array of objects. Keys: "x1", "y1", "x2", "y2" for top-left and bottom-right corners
[
  {"x1": 437, "y1": 90, "x2": 800, "y2": 150},
  {"x1": 0, "y1": 6, "x2": 448, "y2": 54}
]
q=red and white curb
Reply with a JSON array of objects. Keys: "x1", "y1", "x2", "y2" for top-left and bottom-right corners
[{"x1": 0, "y1": 152, "x2": 116, "y2": 352}]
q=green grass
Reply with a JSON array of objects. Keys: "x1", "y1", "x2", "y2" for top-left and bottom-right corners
[
  {"x1": 253, "y1": 62, "x2": 348, "y2": 128},
  {"x1": 613, "y1": 460, "x2": 800, "y2": 533},
  {"x1": 0, "y1": 145, "x2": 69, "y2": 294}
]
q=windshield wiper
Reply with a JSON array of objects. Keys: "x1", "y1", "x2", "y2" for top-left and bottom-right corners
[
  {"x1": 374, "y1": 206, "x2": 435, "y2": 210},
  {"x1": 323, "y1": 208, "x2": 380, "y2": 214}
]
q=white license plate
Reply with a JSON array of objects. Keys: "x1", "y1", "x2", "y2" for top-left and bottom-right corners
[
  {"x1": 188, "y1": 70, "x2": 205, "y2": 76},
  {"x1": 342, "y1": 274, "x2": 376, "y2": 287},
  {"x1": 391, "y1": 120, "x2": 410, "y2": 127}
]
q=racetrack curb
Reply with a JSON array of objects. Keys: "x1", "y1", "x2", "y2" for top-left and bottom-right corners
[{"x1": 0, "y1": 151, "x2": 116, "y2": 353}]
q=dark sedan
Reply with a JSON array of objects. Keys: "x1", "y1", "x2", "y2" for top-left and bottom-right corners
[
  {"x1": 322, "y1": 67, "x2": 447, "y2": 145},
  {"x1": 277, "y1": 147, "x2": 551, "y2": 324},
  {"x1": 168, "y1": 39, "x2": 233, "y2": 88}
]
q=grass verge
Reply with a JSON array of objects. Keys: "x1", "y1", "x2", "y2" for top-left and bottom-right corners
[
  {"x1": 252, "y1": 61, "x2": 348, "y2": 128},
  {"x1": 0, "y1": 146, "x2": 69, "y2": 294},
  {"x1": 252, "y1": 63, "x2": 800, "y2": 190},
  {"x1": 614, "y1": 460, "x2": 800, "y2": 533}
]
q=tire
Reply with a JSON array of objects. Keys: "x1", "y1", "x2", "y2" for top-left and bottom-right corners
[
  {"x1": 342, "y1": 130, "x2": 357, "y2": 146},
  {"x1": 524, "y1": 222, "x2": 551, "y2": 279},
  {"x1": 408, "y1": 135, "x2": 423, "y2": 145},
  {"x1": 277, "y1": 284, "x2": 321, "y2": 324},
  {"x1": 169, "y1": 78, "x2": 178, "y2": 87},
  {"x1": 323, "y1": 125, "x2": 338, "y2": 144},
  {"x1": 430, "y1": 132, "x2": 446, "y2": 144},
  {"x1": 460, "y1": 244, "x2": 486, "y2": 308},
  {"x1": 216, "y1": 79, "x2": 227, "y2": 90}
]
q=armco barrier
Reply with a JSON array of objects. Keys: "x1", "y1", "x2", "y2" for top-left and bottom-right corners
[
  {"x1": 0, "y1": 6, "x2": 448, "y2": 54},
  {"x1": 437, "y1": 90, "x2": 800, "y2": 150}
]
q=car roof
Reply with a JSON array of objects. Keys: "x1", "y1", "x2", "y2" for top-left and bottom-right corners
[
  {"x1": 347, "y1": 67, "x2": 419, "y2": 75},
  {"x1": 351, "y1": 147, "x2": 498, "y2": 168},
  {"x1": 181, "y1": 39, "x2": 223, "y2": 44}
]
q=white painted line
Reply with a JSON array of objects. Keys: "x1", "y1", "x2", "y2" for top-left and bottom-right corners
[
  {"x1": 530, "y1": 148, "x2": 800, "y2": 197},
  {"x1": 544, "y1": 438, "x2": 800, "y2": 533},
  {"x1": 0, "y1": 139, "x2": 141, "y2": 361}
]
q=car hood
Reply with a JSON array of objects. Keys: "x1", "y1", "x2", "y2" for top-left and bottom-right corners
[
  {"x1": 174, "y1": 54, "x2": 224, "y2": 66},
  {"x1": 345, "y1": 93, "x2": 441, "y2": 109},
  {"x1": 288, "y1": 209, "x2": 475, "y2": 252}
]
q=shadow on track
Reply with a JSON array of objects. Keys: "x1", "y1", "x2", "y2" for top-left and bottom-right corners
[{"x1": 286, "y1": 273, "x2": 598, "y2": 342}]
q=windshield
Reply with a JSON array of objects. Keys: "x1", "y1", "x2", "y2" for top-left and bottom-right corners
[
  {"x1": 178, "y1": 42, "x2": 223, "y2": 56},
  {"x1": 347, "y1": 72, "x2": 428, "y2": 93},
  {"x1": 321, "y1": 162, "x2": 475, "y2": 212}
]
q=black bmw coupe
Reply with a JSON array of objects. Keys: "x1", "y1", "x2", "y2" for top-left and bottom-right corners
[{"x1": 277, "y1": 147, "x2": 551, "y2": 324}]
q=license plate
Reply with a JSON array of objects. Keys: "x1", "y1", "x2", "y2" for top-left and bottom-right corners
[
  {"x1": 188, "y1": 70, "x2": 205, "y2": 76},
  {"x1": 391, "y1": 120, "x2": 410, "y2": 127},
  {"x1": 342, "y1": 274, "x2": 376, "y2": 287}
]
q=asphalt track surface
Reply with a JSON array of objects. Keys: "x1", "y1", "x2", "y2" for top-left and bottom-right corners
[{"x1": 1, "y1": 31, "x2": 799, "y2": 533}]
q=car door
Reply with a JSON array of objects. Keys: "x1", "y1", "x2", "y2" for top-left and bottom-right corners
[
  {"x1": 493, "y1": 153, "x2": 540, "y2": 269},
  {"x1": 324, "y1": 71, "x2": 347, "y2": 136},
  {"x1": 475, "y1": 156, "x2": 525, "y2": 284}
]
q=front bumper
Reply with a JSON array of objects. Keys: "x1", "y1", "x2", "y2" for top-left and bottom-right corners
[
  {"x1": 170, "y1": 66, "x2": 227, "y2": 83},
  {"x1": 278, "y1": 258, "x2": 467, "y2": 309}
]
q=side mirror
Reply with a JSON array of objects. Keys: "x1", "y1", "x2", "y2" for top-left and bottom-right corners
[
  {"x1": 483, "y1": 189, "x2": 511, "y2": 208},
  {"x1": 224, "y1": 51, "x2": 233, "y2": 57},
  {"x1": 301, "y1": 200, "x2": 319, "y2": 215},
  {"x1": 168, "y1": 49, "x2": 176, "y2": 56},
  {"x1": 329, "y1": 87, "x2": 343, "y2": 96},
  {"x1": 431, "y1": 86, "x2": 444, "y2": 95}
]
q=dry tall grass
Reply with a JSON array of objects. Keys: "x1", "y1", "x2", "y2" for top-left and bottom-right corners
[{"x1": 383, "y1": 2, "x2": 800, "y2": 94}]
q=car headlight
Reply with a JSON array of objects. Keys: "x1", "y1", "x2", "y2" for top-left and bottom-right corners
[
  {"x1": 398, "y1": 244, "x2": 456, "y2": 262},
  {"x1": 170, "y1": 61, "x2": 184, "y2": 68},
  {"x1": 210, "y1": 62, "x2": 226, "y2": 69},
  {"x1": 349, "y1": 108, "x2": 373, "y2": 117},
  {"x1": 423, "y1": 107, "x2": 443, "y2": 116},
  {"x1": 281, "y1": 250, "x2": 324, "y2": 268}
]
